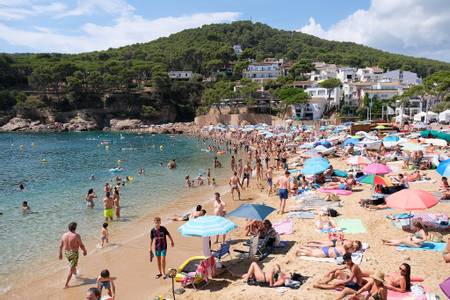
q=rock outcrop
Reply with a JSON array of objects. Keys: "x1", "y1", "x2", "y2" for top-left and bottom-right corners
[
  {"x1": 109, "y1": 119, "x2": 143, "y2": 131},
  {"x1": 0, "y1": 117, "x2": 32, "y2": 131}
]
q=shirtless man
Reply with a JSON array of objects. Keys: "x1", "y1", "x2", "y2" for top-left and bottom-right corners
[
  {"x1": 266, "y1": 166, "x2": 274, "y2": 196},
  {"x1": 276, "y1": 170, "x2": 290, "y2": 214},
  {"x1": 314, "y1": 253, "x2": 365, "y2": 300},
  {"x1": 230, "y1": 156, "x2": 236, "y2": 173},
  {"x1": 229, "y1": 172, "x2": 243, "y2": 201},
  {"x1": 59, "y1": 222, "x2": 87, "y2": 288},
  {"x1": 103, "y1": 192, "x2": 114, "y2": 222},
  {"x1": 242, "y1": 163, "x2": 252, "y2": 188}
]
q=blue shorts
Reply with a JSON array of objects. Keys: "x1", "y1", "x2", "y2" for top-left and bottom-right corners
[
  {"x1": 279, "y1": 189, "x2": 288, "y2": 200},
  {"x1": 155, "y1": 249, "x2": 167, "y2": 257},
  {"x1": 345, "y1": 282, "x2": 361, "y2": 291}
]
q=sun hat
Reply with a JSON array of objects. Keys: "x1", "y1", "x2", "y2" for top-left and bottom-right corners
[{"x1": 370, "y1": 271, "x2": 385, "y2": 283}]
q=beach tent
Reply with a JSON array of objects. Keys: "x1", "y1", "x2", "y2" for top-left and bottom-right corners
[
  {"x1": 413, "y1": 111, "x2": 438, "y2": 122},
  {"x1": 439, "y1": 110, "x2": 450, "y2": 124}
]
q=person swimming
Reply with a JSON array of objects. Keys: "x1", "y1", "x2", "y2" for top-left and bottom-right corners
[{"x1": 22, "y1": 201, "x2": 31, "y2": 214}]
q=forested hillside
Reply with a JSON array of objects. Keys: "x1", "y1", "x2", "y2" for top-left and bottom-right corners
[{"x1": 1, "y1": 21, "x2": 449, "y2": 122}]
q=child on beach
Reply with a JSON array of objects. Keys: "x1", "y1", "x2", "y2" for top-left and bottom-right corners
[
  {"x1": 150, "y1": 217, "x2": 174, "y2": 279},
  {"x1": 96, "y1": 269, "x2": 116, "y2": 299},
  {"x1": 100, "y1": 223, "x2": 109, "y2": 248}
]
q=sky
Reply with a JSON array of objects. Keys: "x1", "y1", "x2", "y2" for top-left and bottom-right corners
[{"x1": 0, "y1": 0, "x2": 449, "y2": 62}]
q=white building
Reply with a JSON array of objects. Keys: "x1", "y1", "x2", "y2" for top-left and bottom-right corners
[
  {"x1": 233, "y1": 44, "x2": 243, "y2": 56},
  {"x1": 395, "y1": 97, "x2": 423, "y2": 118},
  {"x1": 168, "y1": 71, "x2": 193, "y2": 79},
  {"x1": 382, "y1": 70, "x2": 421, "y2": 85},
  {"x1": 337, "y1": 67, "x2": 357, "y2": 83},
  {"x1": 291, "y1": 97, "x2": 327, "y2": 120},
  {"x1": 243, "y1": 62, "x2": 283, "y2": 83},
  {"x1": 356, "y1": 67, "x2": 384, "y2": 82},
  {"x1": 305, "y1": 87, "x2": 342, "y2": 106}
]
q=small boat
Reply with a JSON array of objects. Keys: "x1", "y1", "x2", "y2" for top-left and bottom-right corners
[{"x1": 100, "y1": 140, "x2": 112, "y2": 145}]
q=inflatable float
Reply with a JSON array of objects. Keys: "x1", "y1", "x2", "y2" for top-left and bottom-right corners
[
  {"x1": 109, "y1": 167, "x2": 124, "y2": 173},
  {"x1": 175, "y1": 256, "x2": 206, "y2": 283}
]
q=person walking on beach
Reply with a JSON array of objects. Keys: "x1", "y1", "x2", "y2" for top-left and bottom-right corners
[
  {"x1": 100, "y1": 223, "x2": 109, "y2": 248},
  {"x1": 103, "y1": 192, "x2": 114, "y2": 222},
  {"x1": 242, "y1": 163, "x2": 252, "y2": 188},
  {"x1": 266, "y1": 166, "x2": 274, "y2": 196},
  {"x1": 276, "y1": 170, "x2": 290, "y2": 214},
  {"x1": 59, "y1": 222, "x2": 87, "y2": 288},
  {"x1": 231, "y1": 155, "x2": 236, "y2": 172},
  {"x1": 150, "y1": 217, "x2": 174, "y2": 279},
  {"x1": 238, "y1": 159, "x2": 243, "y2": 178},
  {"x1": 213, "y1": 192, "x2": 226, "y2": 244},
  {"x1": 229, "y1": 172, "x2": 243, "y2": 201}
]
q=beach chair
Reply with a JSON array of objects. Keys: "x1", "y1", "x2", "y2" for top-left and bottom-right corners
[
  {"x1": 180, "y1": 256, "x2": 216, "y2": 291},
  {"x1": 211, "y1": 242, "x2": 232, "y2": 262}
]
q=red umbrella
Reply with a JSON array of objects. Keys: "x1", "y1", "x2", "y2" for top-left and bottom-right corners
[
  {"x1": 363, "y1": 163, "x2": 392, "y2": 175},
  {"x1": 386, "y1": 189, "x2": 439, "y2": 210}
]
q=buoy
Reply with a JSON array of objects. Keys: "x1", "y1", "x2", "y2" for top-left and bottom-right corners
[
  {"x1": 105, "y1": 145, "x2": 109, "y2": 150},
  {"x1": 159, "y1": 145, "x2": 164, "y2": 150},
  {"x1": 41, "y1": 159, "x2": 48, "y2": 163}
]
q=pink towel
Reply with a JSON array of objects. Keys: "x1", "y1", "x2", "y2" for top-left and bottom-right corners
[
  {"x1": 318, "y1": 188, "x2": 353, "y2": 195},
  {"x1": 273, "y1": 219, "x2": 293, "y2": 235},
  {"x1": 387, "y1": 286, "x2": 429, "y2": 300}
]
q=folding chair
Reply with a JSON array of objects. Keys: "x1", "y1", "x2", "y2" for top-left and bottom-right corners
[
  {"x1": 211, "y1": 242, "x2": 232, "y2": 262},
  {"x1": 234, "y1": 235, "x2": 259, "y2": 260}
]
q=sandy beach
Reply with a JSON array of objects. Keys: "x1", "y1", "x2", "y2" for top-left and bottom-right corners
[{"x1": 2, "y1": 126, "x2": 450, "y2": 300}]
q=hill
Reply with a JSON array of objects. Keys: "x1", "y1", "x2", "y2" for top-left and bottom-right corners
[{"x1": 0, "y1": 21, "x2": 449, "y2": 126}]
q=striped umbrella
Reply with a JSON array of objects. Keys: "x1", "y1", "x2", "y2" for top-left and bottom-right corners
[
  {"x1": 358, "y1": 174, "x2": 392, "y2": 186},
  {"x1": 346, "y1": 155, "x2": 372, "y2": 165},
  {"x1": 178, "y1": 216, "x2": 237, "y2": 237}
]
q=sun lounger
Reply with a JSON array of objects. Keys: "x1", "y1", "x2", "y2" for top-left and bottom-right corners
[
  {"x1": 180, "y1": 256, "x2": 216, "y2": 290},
  {"x1": 396, "y1": 242, "x2": 446, "y2": 252}
]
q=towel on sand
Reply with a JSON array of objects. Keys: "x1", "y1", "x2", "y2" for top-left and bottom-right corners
[
  {"x1": 397, "y1": 242, "x2": 446, "y2": 252},
  {"x1": 318, "y1": 188, "x2": 353, "y2": 196},
  {"x1": 287, "y1": 211, "x2": 315, "y2": 219},
  {"x1": 336, "y1": 219, "x2": 367, "y2": 234},
  {"x1": 273, "y1": 219, "x2": 294, "y2": 235}
]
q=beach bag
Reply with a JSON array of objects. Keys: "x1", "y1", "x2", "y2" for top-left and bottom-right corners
[{"x1": 327, "y1": 208, "x2": 339, "y2": 217}]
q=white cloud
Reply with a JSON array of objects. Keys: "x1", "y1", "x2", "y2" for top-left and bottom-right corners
[
  {"x1": 56, "y1": 0, "x2": 135, "y2": 18},
  {"x1": 299, "y1": 0, "x2": 450, "y2": 62},
  {"x1": 0, "y1": 12, "x2": 241, "y2": 53}
]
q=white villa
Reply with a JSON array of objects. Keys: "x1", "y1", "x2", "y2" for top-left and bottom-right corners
[
  {"x1": 243, "y1": 61, "x2": 283, "y2": 83},
  {"x1": 168, "y1": 71, "x2": 193, "y2": 80}
]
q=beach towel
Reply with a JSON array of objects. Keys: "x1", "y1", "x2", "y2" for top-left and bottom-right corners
[
  {"x1": 396, "y1": 242, "x2": 446, "y2": 252},
  {"x1": 273, "y1": 219, "x2": 294, "y2": 235},
  {"x1": 287, "y1": 211, "x2": 315, "y2": 219},
  {"x1": 386, "y1": 213, "x2": 414, "y2": 220},
  {"x1": 336, "y1": 219, "x2": 367, "y2": 234},
  {"x1": 298, "y1": 256, "x2": 336, "y2": 263},
  {"x1": 318, "y1": 188, "x2": 353, "y2": 196},
  {"x1": 299, "y1": 252, "x2": 364, "y2": 265},
  {"x1": 440, "y1": 277, "x2": 450, "y2": 299},
  {"x1": 387, "y1": 285, "x2": 430, "y2": 300}
]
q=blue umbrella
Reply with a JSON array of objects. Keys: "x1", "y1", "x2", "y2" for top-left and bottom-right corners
[
  {"x1": 383, "y1": 135, "x2": 400, "y2": 142},
  {"x1": 320, "y1": 140, "x2": 332, "y2": 148},
  {"x1": 437, "y1": 159, "x2": 450, "y2": 177},
  {"x1": 303, "y1": 157, "x2": 331, "y2": 175},
  {"x1": 227, "y1": 203, "x2": 276, "y2": 221},
  {"x1": 344, "y1": 138, "x2": 360, "y2": 146},
  {"x1": 178, "y1": 216, "x2": 237, "y2": 237}
]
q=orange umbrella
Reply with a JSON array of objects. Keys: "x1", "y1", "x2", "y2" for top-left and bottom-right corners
[{"x1": 386, "y1": 189, "x2": 439, "y2": 210}]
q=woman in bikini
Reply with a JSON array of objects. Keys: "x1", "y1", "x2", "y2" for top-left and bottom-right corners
[
  {"x1": 85, "y1": 189, "x2": 97, "y2": 208},
  {"x1": 324, "y1": 174, "x2": 356, "y2": 190},
  {"x1": 382, "y1": 223, "x2": 427, "y2": 247},
  {"x1": 385, "y1": 263, "x2": 411, "y2": 293},
  {"x1": 242, "y1": 262, "x2": 289, "y2": 287},
  {"x1": 295, "y1": 243, "x2": 345, "y2": 258}
]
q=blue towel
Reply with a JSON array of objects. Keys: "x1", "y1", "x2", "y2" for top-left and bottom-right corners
[
  {"x1": 288, "y1": 211, "x2": 315, "y2": 219},
  {"x1": 397, "y1": 242, "x2": 446, "y2": 252},
  {"x1": 386, "y1": 213, "x2": 414, "y2": 220}
]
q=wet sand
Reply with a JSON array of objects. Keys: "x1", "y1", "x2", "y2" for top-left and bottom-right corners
[{"x1": 2, "y1": 156, "x2": 450, "y2": 299}]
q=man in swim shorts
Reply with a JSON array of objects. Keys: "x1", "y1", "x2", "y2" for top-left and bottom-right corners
[
  {"x1": 229, "y1": 172, "x2": 243, "y2": 201},
  {"x1": 103, "y1": 192, "x2": 114, "y2": 222},
  {"x1": 276, "y1": 170, "x2": 290, "y2": 214},
  {"x1": 150, "y1": 217, "x2": 174, "y2": 279},
  {"x1": 59, "y1": 222, "x2": 87, "y2": 288}
]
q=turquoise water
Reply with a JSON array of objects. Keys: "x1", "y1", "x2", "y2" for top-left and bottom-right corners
[{"x1": 0, "y1": 132, "x2": 227, "y2": 291}]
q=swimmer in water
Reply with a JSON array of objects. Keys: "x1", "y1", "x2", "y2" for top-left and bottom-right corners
[
  {"x1": 22, "y1": 201, "x2": 31, "y2": 214},
  {"x1": 90, "y1": 174, "x2": 95, "y2": 181},
  {"x1": 19, "y1": 184, "x2": 25, "y2": 191},
  {"x1": 138, "y1": 168, "x2": 145, "y2": 175}
]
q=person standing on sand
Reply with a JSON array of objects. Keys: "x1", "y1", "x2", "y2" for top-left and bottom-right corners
[
  {"x1": 276, "y1": 170, "x2": 290, "y2": 214},
  {"x1": 229, "y1": 172, "x2": 243, "y2": 201},
  {"x1": 266, "y1": 166, "x2": 274, "y2": 196},
  {"x1": 59, "y1": 222, "x2": 87, "y2": 288},
  {"x1": 231, "y1": 155, "x2": 236, "y2": 173},
  {"x1": 242, "y1": 163, "x2": 252, "y2": 188},
  {"x1": 213, "y1": 192, "x2": 226, "y2": 244},
  {"x1": 103, "y1": 192, "x2": 114, "y2": 222},
  {"x1": 238, "y1": 158, "x2": 243, "y2": 178},
  {"x1": 113, "y1": 187, "x2": 120, "y2": 218},
  {"x1": 150, "y1": 217, "x2": 174, "y2": 279}
]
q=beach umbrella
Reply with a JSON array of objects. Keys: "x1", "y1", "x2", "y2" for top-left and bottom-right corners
[
  {"x1": 358, "y1": 174, "x2": 392, "y2": 186},
  {"x1": 383, "y1": 135, "x2": 400, "y2": 142},
  {"x1": 300, "y1": 150, "x2": 321, "y2": 158},
  {"x1": 424, "y1": 138, "x2": 447, "y2": 147},
  {"x1": 302, "y1": 157, "x2": 330, "y2": 175},
  {"x1": 346, "y1": 155, "x2": 372, "y2": 165},
  {"x1": 178, "y1": 216, "x2": 237, "y2": 237},
  {"x1": 437, "y1": 159, "x2": 450, "y2": 177},
  {"x1": 344, "y1": 138, "x2": 360, "y2": 146},
  {"x1": 386, "y1": 189, "x2": 439, "y2": 210},
  {"x1": 363, "y1": 163, "x2": 392, "y2": 175},
  {"x1": 227, "y1": 203, "x2": 276, "y2": 221},
  {"x1": 375, "y1": 125, "x2": 388, "y2": 130}
]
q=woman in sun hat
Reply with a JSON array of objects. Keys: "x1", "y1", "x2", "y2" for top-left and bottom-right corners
[{"x1": 352, "y1": 271, "x2": 387, "y2": 300}]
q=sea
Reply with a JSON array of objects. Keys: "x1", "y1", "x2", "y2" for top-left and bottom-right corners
[{"x1": 0, "y1": 132, "x2": 230, "y2": 294}]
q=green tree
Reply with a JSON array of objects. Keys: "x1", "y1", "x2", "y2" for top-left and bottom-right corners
[
  {"x1": 319, "y1": 78, "x2": 341, "y2": 100},
  {"x1": 275, "y1": 86, "x2": 310, "y2": 118}
]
